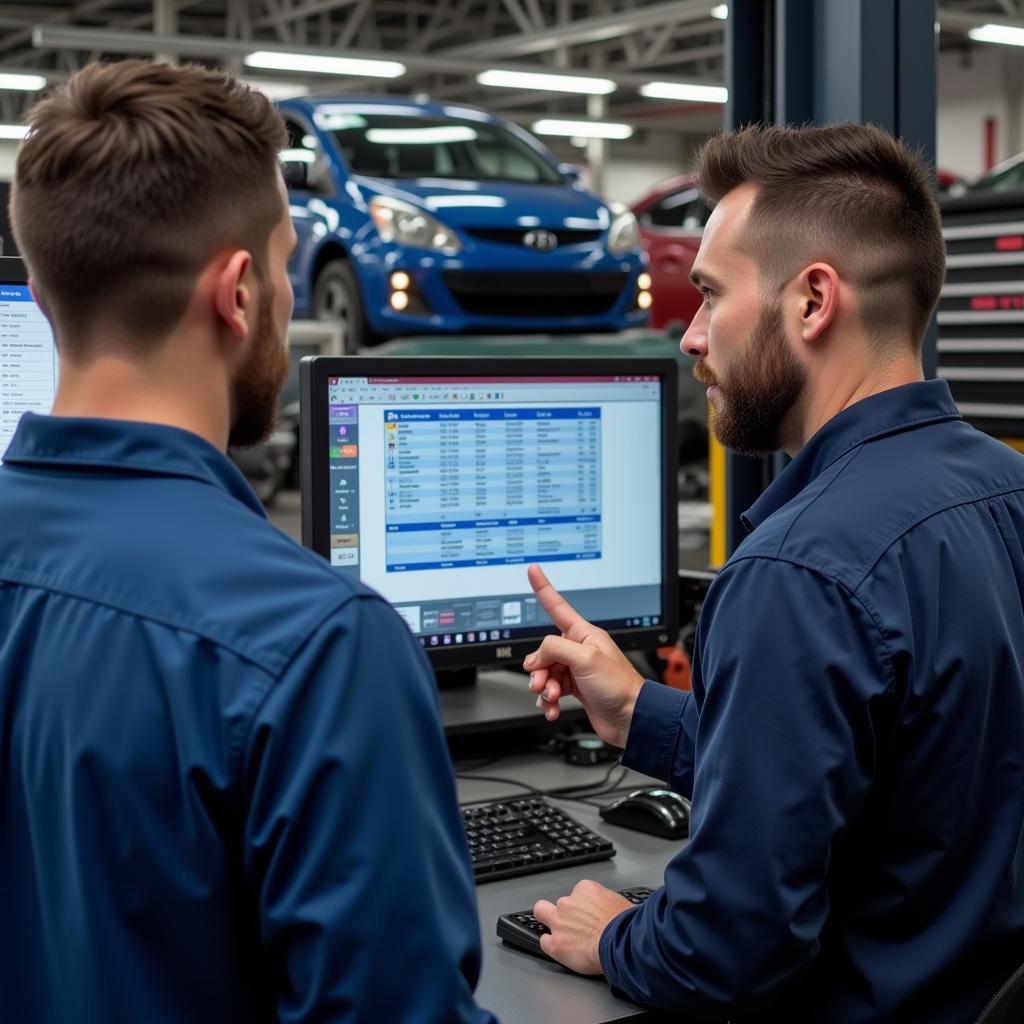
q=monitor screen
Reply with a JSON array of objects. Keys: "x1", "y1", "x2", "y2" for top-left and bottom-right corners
[
  {"x1": 0, "y1": 257, "x2": 58, "y2": 455},
  {"x1": 301, "y1": 356, "x2": 678, "y2": 669}
]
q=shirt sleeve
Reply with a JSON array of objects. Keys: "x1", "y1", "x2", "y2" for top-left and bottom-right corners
[
  {"x1": 621, "y1": 681, "x2": 697, "y2": 797},
  {"x1": 600, "y1": 557, "x2": 893, "y2": 1016},
  {"x1": 241, "y1": 594, "x2": 497, "y2": 1024}
]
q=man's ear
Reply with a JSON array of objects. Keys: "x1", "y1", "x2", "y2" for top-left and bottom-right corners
[
  {"x1": 213, "y1": 250, "x2": 254, "y2": 341},
  {"x1": 794, "y1": 262, "x2": 840, "y2": 345}
]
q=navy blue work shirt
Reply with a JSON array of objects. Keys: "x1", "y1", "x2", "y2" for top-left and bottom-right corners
[
  {"x1": 0, "y1": 414, "x2": 497, "y2": 1024},
  {"x1": 601, "y1": 381, "x2": 1024, "y2": 1022}
]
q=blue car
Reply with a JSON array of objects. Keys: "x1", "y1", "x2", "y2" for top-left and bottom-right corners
[{"x1": 277, "y1": 96, "x2": 650, "y2": 350}]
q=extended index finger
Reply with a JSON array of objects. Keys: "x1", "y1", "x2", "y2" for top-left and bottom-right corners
[{"x1": 527, "y1": 563, "x2": 590, "y2": 639}]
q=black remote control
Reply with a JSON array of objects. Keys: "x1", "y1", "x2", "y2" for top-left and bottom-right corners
[{"x1": 496, "y1": 886, "x2": 655, "y2": 960}]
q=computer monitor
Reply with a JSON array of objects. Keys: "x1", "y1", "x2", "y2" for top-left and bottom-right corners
[
  {"x1": 0, "y1": 257, "x2": 58, "y2": 455},
  {"x1": 300, "y1": 356, "x2": 678, "y2": 675}
]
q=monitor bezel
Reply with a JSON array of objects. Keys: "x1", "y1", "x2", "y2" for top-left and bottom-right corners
[
  {"x1": 0, "y1": 256, "x2": 28, "y2": 285},
  {"x1": 300, "y1": 355, "x2": 679, "y2": 670}
]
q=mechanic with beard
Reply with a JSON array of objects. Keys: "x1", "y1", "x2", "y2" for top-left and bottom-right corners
[
  {"x1": 519, "y1": 123, "x2": 1024, "y2": 1021},
  {"x1": 0, "y1": 61, "x2": 496, "y2": 1024}
]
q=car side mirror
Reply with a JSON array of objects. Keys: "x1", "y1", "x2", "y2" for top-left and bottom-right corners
[
  {"x1": 558, "y1": 162, "x2": 584, "y2": 185},
  {"x1": 281, "y1": 159, "x2": 310, "y2": 191}
]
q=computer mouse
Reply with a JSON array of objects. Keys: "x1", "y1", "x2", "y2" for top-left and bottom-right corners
[{"x1": 599, "y1": 787, "x2": 690, "y2": 839}]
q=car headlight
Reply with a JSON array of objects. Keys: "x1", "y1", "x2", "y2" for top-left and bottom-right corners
[
  {"x1": 369, "y1": 195, "x2": 462, "y2": 255},
  {"x1": 607, "y1": 204, "x2": 640, "y2": 254}
]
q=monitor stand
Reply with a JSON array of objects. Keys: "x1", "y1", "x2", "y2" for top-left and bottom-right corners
[
  {"x1": 434, "y1": 666, "x2": 478, "y2": 689},
  {"x1": 439, "y1": 669, "x2": 585, "y2": 733},
  {"x1": 439, "y1": 668, "x2": 587, "y2": 757}
]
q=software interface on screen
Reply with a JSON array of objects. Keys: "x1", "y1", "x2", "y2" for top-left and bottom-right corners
[
  {"x1": 322, "y1": 372, "x2": 665, "y2": 648},
  {"x1": 0, "y1": 283, "x2": 57, "y2": 454}
]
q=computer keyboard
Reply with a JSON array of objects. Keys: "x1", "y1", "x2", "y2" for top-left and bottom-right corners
[
  {"x1": 497, "y1": 886, "x2": 655, "y2": 959},
  {"x1": 462, "y1": 796, "x2": 616, "y2": 884}
]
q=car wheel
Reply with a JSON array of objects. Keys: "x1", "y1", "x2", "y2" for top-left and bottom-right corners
[{"x1": 313, "y1": 259, "x2": 368, "y2": 354}]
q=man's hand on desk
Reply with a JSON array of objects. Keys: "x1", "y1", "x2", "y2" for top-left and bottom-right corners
[
  {"x1": 523, "y1": 564, "x2": 644, "y2": 749},
  {"x1": 533, "y1": 880, "x2": 633, "y2": 974}
]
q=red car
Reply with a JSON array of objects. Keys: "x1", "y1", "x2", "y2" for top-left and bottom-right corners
[
  {"x1": 633, "y1": 168, "x2": 969, "y2": 332},
  {"x1": 632, "y1": 173, "x2": 706, "y2": 331}
]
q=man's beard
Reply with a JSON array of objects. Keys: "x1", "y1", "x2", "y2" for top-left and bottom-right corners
[
  {"x1": 692, "y1": 302, "x2": 806, "y2": 456},
  {"x1": 228, "y1": 278, "x2": 289, "y2": 449}
]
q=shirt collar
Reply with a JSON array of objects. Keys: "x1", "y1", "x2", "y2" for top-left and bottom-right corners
[
  {"x1": 742, "y1": 379, "x2": 961, "y2": 533},
  {"x1": 2, "y1": 412, "x2": 266, "y2": 518}
]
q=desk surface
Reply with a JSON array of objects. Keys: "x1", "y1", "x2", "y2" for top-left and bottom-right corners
[
  {"x1": 457, "y1": 751, "x2": 683, "y2": 1024},
  {"x1": 440, "y1": 669, "x2": 586, "y2": 737}
]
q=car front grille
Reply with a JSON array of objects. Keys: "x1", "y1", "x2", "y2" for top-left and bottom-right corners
[
  {"x1": 442, "y1": 271, "x2": 629, "y2": 317},
  {"x1": 464, "y1": 228, "x2": 603, "y2": 247}
]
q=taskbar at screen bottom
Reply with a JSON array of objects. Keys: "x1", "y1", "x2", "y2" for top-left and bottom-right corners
[
  {"x1": 415, "y1": 615, "x2": 662, "y2": 650},
  {"x1": 391, "y1": 582, "x2": 661, "y2": 646}
]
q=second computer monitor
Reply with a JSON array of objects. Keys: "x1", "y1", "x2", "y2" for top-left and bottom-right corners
[
  {"x1": 0, "y1": 257, "x2": 58, "y2": 456},
  {"x1": 300, "y1": 356, "x2": 678, "y2": 670}
]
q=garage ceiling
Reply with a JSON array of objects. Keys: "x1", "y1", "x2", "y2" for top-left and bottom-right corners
[{"x1": 0, "y1": 0, "x2": 1021, "y2": 133}]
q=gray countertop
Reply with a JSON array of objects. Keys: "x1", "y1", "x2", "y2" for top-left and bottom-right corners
[{"x1": 457, "y1": 749, "x2": 684, "y2": 1023}]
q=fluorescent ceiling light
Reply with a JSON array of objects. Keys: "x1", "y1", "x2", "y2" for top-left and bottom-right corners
[
  {"x1": 0, "y1": 124, "x2": 28, "y2": 140},
  {"x1": 968, "y1": 24, "x2": 1024, "y2": 47},
  {"x1": 0, "y1": 72, "x2": 47, "y2": 92},
  {"x1": 532, "y1": 118, "x2": 633, "y2": 140},
  {"x1": 245, "y1": 51, "x2": 405, "y2": 78},
  {"x1": 477, "y1": 69, "x2": 615, "y2": 95},
  {"x1": 366, "y1": 126, "x2": 478, "y2": 144},
  {"x1": 424, "y1": 195, "x2": 507, "y2": 209},
  {"x1": 241, "y1": 78, "x2": 309, "y2": 100},
  {"x1": 280, "y1": 148, "x2": 316, "y2": 163},
  {"x1": 640, "y1": 81, "x2": 728, "y2": 103},
  {"x1": 711, "y1": 4, "x2": 728, "y2": 18}
]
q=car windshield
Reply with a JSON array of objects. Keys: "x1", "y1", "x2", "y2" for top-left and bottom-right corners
[
  {"x1": 326, "y1": 112, "x2": 564, "y2": 184},
  {"x1": 968, "y1": 153, "x2": 1024, "y2": 193}
]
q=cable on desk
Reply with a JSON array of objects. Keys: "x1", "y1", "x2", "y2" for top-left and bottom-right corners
[
  {"x1": 548, "y1": 764, "x2": 631, "y2": 804},
  {"x1": 456, "y1": 775, "x2": 546, "y2": 804},
  {"x1": 452, "y1": 756, "x2": 505, "y2": 774},
  {"x1": 456, "y1": 760, "x2": 632, "y2": 807}
]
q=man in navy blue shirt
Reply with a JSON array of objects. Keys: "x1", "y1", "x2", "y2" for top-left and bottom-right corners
[
  {"x1": 523, "y1": 123, "x2": 1024, "y2": 1020},
  {"x1": 0, "y1": 60, "x2": 495, "y2": 1024}
]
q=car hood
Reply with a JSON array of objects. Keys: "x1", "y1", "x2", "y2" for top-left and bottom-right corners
[{"x1": 350, "y1": 174, "x2": 610, "y2": 230}]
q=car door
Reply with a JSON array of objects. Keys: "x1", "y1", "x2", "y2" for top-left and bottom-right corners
[{"x1": 638, "y1": 186, "x2": 709, "y2": 329}]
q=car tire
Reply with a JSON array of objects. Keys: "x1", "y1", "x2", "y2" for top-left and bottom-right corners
[{"x1": 312, "y1": 259, "x2": 372, "y2": 354}]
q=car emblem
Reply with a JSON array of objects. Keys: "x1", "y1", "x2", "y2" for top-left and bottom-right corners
[{"x1": 522, "y1": 229, "x2": 558, "y2": 251}]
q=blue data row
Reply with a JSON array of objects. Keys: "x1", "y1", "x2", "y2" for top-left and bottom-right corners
[{"x1": 386, "y1": 519, "x2": 602, "y2": 573}]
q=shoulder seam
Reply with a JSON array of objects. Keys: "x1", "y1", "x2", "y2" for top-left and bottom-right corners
[
  {"x1": 0, "y1": 562, "x2": 356, "y2": 678},
  {"x1": 236, "y1": 590, "x2": 404, "y2": 782},
  {"x1": 718, "y1": 554, "x2": 897, "y2": 696},
  {"x1": 851, "y1": 482, "x2": 1024, "y2": 591}
]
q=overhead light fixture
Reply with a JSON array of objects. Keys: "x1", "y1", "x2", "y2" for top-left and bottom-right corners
[
  {"x1": 477, "y1": 69, "x2": 615, "y2": 95},
  {"x1": 279, "y1": 148, "x2": 316, "y2": 164},
  {"x1": 240, "y1": 78, "x2": 310, "y2": 100},
  {"x1": 245, "y1": 51, "x2": 405, "y2": 78},
  {"x1": 640, "y1": 81, "x2": 728, "y2": 104},
  {"x1": 532, "y1": 119, "x2": 633, "y2": 140},
  {"x1": 366, "y1": 126, "x2": 478, "y2": 144},
  {"x1": 711, "y1": 4, "x2": 728, "y2": 18},
  {"x1": 968, "y1": 24, "x2": 1024, "y2": 47},
  {"x1": 0, "y1": 72, "x2": 47, "y2": 92},
  {"x1": 0, "y1": 124, "x2": 28, "y2": 140}
]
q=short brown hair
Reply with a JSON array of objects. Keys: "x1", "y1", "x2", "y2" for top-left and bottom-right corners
[
  {"x1": 696, "y1": 122, "x2": 945, "y2": 350},
  {"x1": 11, "y1": 59, "x2": 288, "y2": 353}
]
